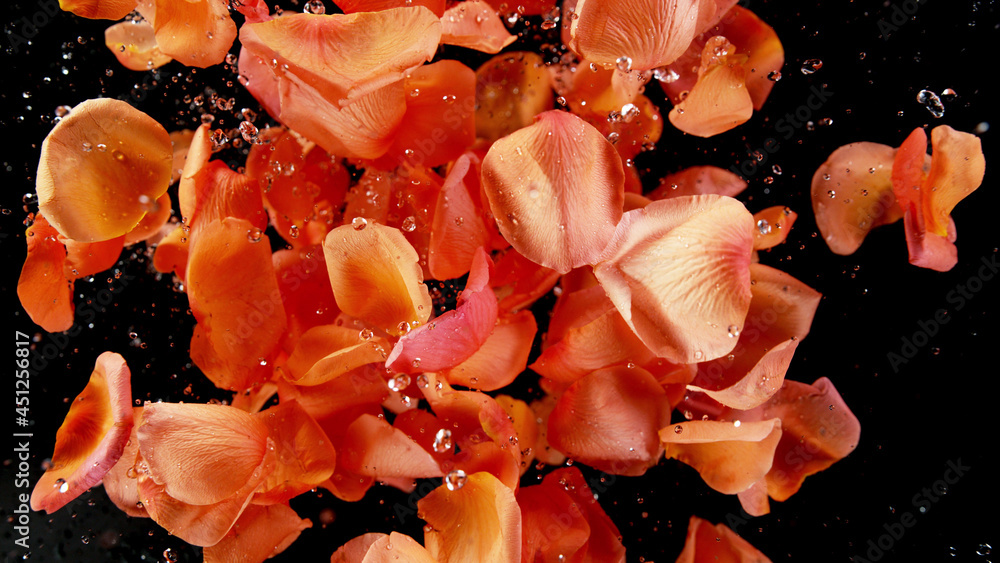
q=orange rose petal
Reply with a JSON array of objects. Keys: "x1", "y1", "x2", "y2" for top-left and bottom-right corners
[
  {"x1": 334, "y1": 0, "x2": 446, "y2": 17},
  {"x1": 168, "y1": 129, "x2": 195, "y2": 184},
  {"x1": 36, "y1": 98, "x2": 173, "y2": 242},
  {"x1": 418, "y1": 472, "x2": 521, "y2": 563},
  {"x1": 550, "y1": 61, "x2": 640, "y2": 124},
  {"x1": 137, "y1": 402, "x2": 270, "y2": 506},
  {"x1": 491, "y1": 247, "x2": 560, "y2": 314},
  {"x1": 569, "y1": 0, "x2": 700, "y2": 70},
  {"x1": 891, "y1": 126, "x2": 928, "y2": 212},
  {"x1": 420, "y1": 375, "x2": 520, "y2": 460},
  {"x1": 18, "y1": 215, "x2": 74, "y2": 332},
  {"x1": 690, "y1": 264, "x2": 821, "y2": 410},
  {"x1": 648, "y1": 165, "x2": 747, "y2": 200},
  {"x1": 203, "y1": 503, "x2": 312, "y2": 563},
  {"x1": 548, "y1": 366, "x2": 670, "y2": 475},
  {"x1": 359, "y1": 533, "x2": 438, "y2": 563},
  {"x1": 495, "y1": 395, "x2": 537, "y2": 473},
  {"x1": 481, "y1": 110, "x2": 625, "y2": 273},
  {"x1": 60, "y1": 0, "x2": 137, "y2": 19},
  {"x1": 252, "y1": 401, "x2": 337, "y2": 504},
  {"x1": 812, "y1": 142, "x2": 903, "y2": 255},
  {"x1": 441, "y1": 1, "x2": 517, "y2": 54},
  {"x1": 238, "y1": 47, "x2": 283, "y2": 121},
  {"x1": 136, "y1": 0, "x2": 236, "y2": 68},
  {"x1": 331, "y1": 533, "x2": 387, "y2": 563},
  {"x1": 751, "y1": 206, "x2": 796, "y2": 250},
  {"x1": 475, "y1": 52, "x2": 553, "y2": 143},
  {"x1": 676, "y1": 516, "x2": 773, "y2": 563},
  {"x1": 150, "y1": 224, "x2": 189, "y2": 279},
  {"x1": 583, "y1": 94, "x2": 664, "y2": 162},
  {"x1": 922, "y1": 125, "x2": 985, "y2": 236},
  {"x1": 593, "y1": 195, "x2": 754, "y2": 363},
  {"x1": 273, "y1": 245, "x2": 340, "y2": 346},
  {"x1": 104, "y1": 19, "x2": 172, "y2": 71},
  {"x1": 187, "y1": 218, "x2": 287, "y2": 391},
  {"x1": 660, "y1": 419, "x2": 782, "y2": 495},
  {"x1": 387, "y1": 248, "x2": 497, "y2": 373},
  {"x1": 61, "y1": 234, "x2": 124, "y2": 280},
  {"x1": 748, "y1": 377, "x2": 860, "y2": 501},
  {"x1": 428, "y1": 154, "x2": 491, "y2": 280},
  {"x1": 483, "y1": 0, "x2": 555, "y2": 15},
  {"x1": 903, "y1": 210, "x2": 958, "y2": 271},
  {"x1": 324, "y1": 222, "x2": 432, "y2": 335},
  {"x1": 284, "y1": 325, "x2": 389, "y2": 386},
  {"x1": 235, "y1": 0, "x2": 271, "y2": 23},
  {"x1": 31, "y1": 352, "x2": 133, "y2": 513},
  {"x1": 230, "y1": 382, "x2": 279, "y2": 414},
  {"x1": 451, "y1": 440, "x2": 522, "y2": 490},
  {"x1": 737, "y1": 478, "x2": 771, "y2": 517},
  {"x1": 340, "y1": 413, "x2": 444, "y2": 479},
  {"x1": 278, "y1": 365, "x2": 389, "y2": 423},
  {"x1": 668, "y1": 37, "x2": 753, "y2": 137},
  {"x1": 529, "y1": 395, "x2": 566, "y2": 466},
  {"x1": 102, "y1": 407, "x2": 148, "y2": 518},
  {"x1": 124, "y1": 192, "x2": 172, "y2": 246},
  {"x1": 444, "y1": 309, "x2": 537, "y2": 391}
]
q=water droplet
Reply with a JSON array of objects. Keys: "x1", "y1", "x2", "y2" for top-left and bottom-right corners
[
  {"x1": 733, "y1": 420, "x2": 742, "y2": 427},
  {"x1": 387, "y1": 373, "x2": 411, "y2": 392},
  {"x1": 401, "y1": 216, "x2": 417, "y2": 232},
  {"x1": 827, "y1": 190, "x2": 837, "y2": 198},
  {"x1": 55, "y1": 478, "x2": 69, "y2": 493},
  {"x1": 615, "y1": 55, "x2": 632, "y2": 73},
  {"x1": 304, "y1": 0, "x2": 325, "y2": 13},
  {"x1": 247, "y1": 228, "x2": 263, "y2": 243},
  {"x1": 359, "y1": 328, "x2": 374, "y2": 340},
  {"x1": 673, "y1": 425, "x2": 683, "y2": 434},
  {"x1": 917, "y1": 89, "x2": 945, "y2": 118},
  {"x1": 757, "y1": 219, "x2": 772, "y2": 235},
  {"x1": 433, "y1": 429, "x2": 453, "y2": 453},
  {"x1": 976, "y1": 543, "x2": 992, "y2": 556},
  {"x1": 607, "y1": 131, "x2": 620, "y2": 144},
  {"x1": 352, "y1": 216, "x2": 368, "y2": 230},
  {"x1": 239, "y1": 120, "x2": 259, "y2": 142},
  {"x1": 772, "y1": 165, "x2": 782, "y2": 175},
  {"x1": 767, "y1": 70, "x2": 782, "y2": 81},
  {"x1": 445, "y1": 469, "x2": 467, "y2": 490},
  {"x1": 800, "y1": 59, "x2": 823, "y2": 74},
  {"x1": 163, "y1": 548, "x2": 178, "y2": 562},
  {"x1": 727, "y1": 325, "x2": 741, "y2": 338}
]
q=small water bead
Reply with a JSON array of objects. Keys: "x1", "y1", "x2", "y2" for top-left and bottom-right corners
[
  {"x1": 772, "y1": 164, "x2": 782, "y2": 175},
  {"x1": 304, "y1": 0, "x2": 325, "y2": 13},
  {"x1": 654, "y1": 67, "x2": 680, "y2": 83},
  {"x1": 827, "y1": 190, "x2": 836, "y2": 198},
  {"x1": 800, "y1": 58, "x2": 823, "y2": 74},
  {"x1": 673, "y1": 425, "x2": 683, "y2": 434},
  {"x1": 288, "y1": 224, "x2": 300, "y2": 239},
  {"x1": 767, "y1": 70, "x2": 782, "y2": 81},
  {"x1": 351, "y1": 216, "x2": 368, "y2": 230},
  {"x1": 359, "y1": 328, "x2": 374, "y2": 340},
  {"x1": 55, "y1": 478, "x2": 69, "y2": 493},
  {"x1": 615, "y1": 55, "x2": 632, "y2": 73},
  {"x1": 246, "y1": 228, "x2": 263, "y2": 243},
  {"x1": 941, "y1": 88, "x2": 957, "y2": 101},
  {"x1": 757, "y1": 219, "x2": 772, "y2": 235},
  {"x1": 607, "y1": 132, "x2": 620, "y2": 144},
  {"x1": 917, "y1": 89, "x2": 945, "y2": 118},
  {"x1": 976, "y1": 544, "x2": 992, "y2": 556},
  {"x1": 433, "y1": 428, "x2": 453, "y2": 453},
  {"x1": 444, "y1": 469, "x2": 467, "y2": 490},
  {"x1": 54, "y1": 105, "x2": 72, "y2": 118},
  {"x1": 163, "y1": 548, "x2": 178, "y2": 562},
  {"x1": 400, "y1": 216, "x2": 417, "y2": 232},
  {"x1": 239, "y1": 120, "x2": 258, "y2": 142},
  {"x1": 387, "y1": 373, "x2": 411, "y2": 392},
  {"x1": 727, "y1": 325, "x2": 741, "y2": 338}
]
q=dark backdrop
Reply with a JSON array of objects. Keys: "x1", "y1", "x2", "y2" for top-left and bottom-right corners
[{"x1": 2, "y1": 0, "x2": 997, "y2": 561}]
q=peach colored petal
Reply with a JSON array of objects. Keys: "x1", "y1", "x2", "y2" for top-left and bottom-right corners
[
  {"x1": 60, "y1": 0, "x2": 137, "y2": 19},
  {"x1": 451, "y1": 440, "x2": 522, "y2": 491},
  {"x1": 441, "y1": 1, "x2": 517, "y2": 53},
  {"x1": 36, "y1": 98, "x2": 172, "y2": 242},
  {"x1": 582, "y1": 93, "x2": 664, "y2": 162},
  {"x1": 323, "y1": 222, "x2": 432, "y2": 335},
  {"x1": 737, "y1": 478, "x2": 771, "y2": 517},
  {"x1": 751, "y1": 206, "x2": 796, "y2": 250},
  {"x1": 649, "y1": 165, "x2": 747, "y2": 200},
  {"x1": 490, "y1": 247, "x2": 560, "y2": 314},
  {"x1": 238, "y1": 46, "x2": 283, "y2": 122},
  {"x1": 547, "y1": 366, "x2": 670, "y2": 476},
  {"x1": 903, "y1": 210, "x2": 957, "y2": 271},
  {"x1": 124, "y1": 192, "x2": 172, "y2": 246},
  {"x1": 593, "y1": 195, "x2": 754, "y2": 363},
  {"x1": 494, "y1": 394, "x2": 538, "y2": 473},
  {"x1": 273, "y1": 245, "x2": 340, "y2": 346},
  {"x1": 334, "y1": 0, "x2": 446, "y2": 17},
  {"x1": 922, "y1": 125, "x2": 985, "y2": 236},
  {"x1": 420, "y1": 375, "x2": 520, "y2": 464},
  {"x1": 187, "y1": 218, "x2": 287, "y2": 391},
  {"x1": 676, "y1": 516, "x2": 772, "y2": 563},
  {"x1": 168, "y1": 129, "x2": 195, "y2": 184},
  {"x1": 569, "y1": 0, "x2": 700, "y2": 70},
  {"x1": 340, "y1": 413, "x2": 444, "y2": 479},
  {"x1": 230, "y1": 382, "x2": 279, "y2": 415},
  {"x1": 331, "y1": 533, "x2": 387, "y2": 563},
  {"x1": 529, "y1": 395, "x2": 566, "y2": 466},
  {"x1": 428, "y1": 154, "x2": 491, "y2": 280},
  {"x1": 203, "y1": 503, "x2": 311, "y2": 563},
  {"x1": 150, "y1": 224, "x2": 189, "y2": 279},
  {"x1": 252, "y1": 401, "x2": 337, "y2": 504},
  {"x1": 18, "y1": 215, "x2": 74, "y2": 332},
  {"x1": 723, "y1": 7, "x2": 783, "y2": 110},
  {"x1": 668, "y1": 37, "x2": 753, "y2": 137},
  {"x1": 61, "y1": 234, "x2": 124, "y2": 280},
  {"x1": 483, "y1": 0, "x2": 555, "y2": 15},
  {"x1": 104, "y1": 19, "x2": 172, "y2": 71},
  {"x1": 136, "y1": 0, "x2": 236, "y2": 68},
  {"x1": 235, "y1": 0, "x2": 271, "y2": 23},
  {"x1": 102, "y1": 407, "x2": 148, "y2": 518},
  {"x1": 361, "y1": 532, "x2": 438, "y2": 563},
  {"x1": 661, "y1": 419, "x2": 781, "y2": 495},
  {"x1": 690, "y1": 264, "x2": 821, "y2": 410},
  {"x1": 549, "y1": 59, "x2": 642, "y2": 118},
  {"x1": 31, "y1": 352, "x2": 133, "y2": 513},
  {"x1": 444, "y1": 310, "x2": 537, "y2": 391},
  {"x1": 284, "y1": 324, "x2": 389, "y2": 386},
  {"x1": 476, "y1": 52, "x2": 553, "y2": 143},
  {"x1": 418, "y1": 472, "x2": 521, "y2": 563},
  {"x1": 891, "y1": 126, "x2": 928, "y2": 212},
  {"x1": 137, "y1": 402, "x2": 271, "y2": 506},
  {"x1": 812, "y1": 141, "x2": 903, "y2": 255},
  {"x1": 386, "y1": 248, "x2": 497, "y2": 373},
  {"x1": 481, "y1": 110, "x2": 625, "y2": 273}
]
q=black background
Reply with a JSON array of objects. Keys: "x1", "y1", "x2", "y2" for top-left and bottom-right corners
[{"x1": 1, "y1": 0, "x2": 998, "y2": 561}]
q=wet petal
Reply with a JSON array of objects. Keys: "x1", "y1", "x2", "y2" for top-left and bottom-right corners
[
  {"x1": 334, "y1": 0, "x2": 446, "y2": 17},
  {"x1": 903, "y1": 210, "x2": 957, "y2": 272},
  {"x1": 102, "y1": 407, "x2": 148, "y2": 518},
  {"x1": 324, "y1": 222, "x2": 432, "y2": 335},
  {"x1": 812, "y1": 142, "x2": 902, "y2": 255},
  {"x1": 31, "y1": 352, "x2": 133, "y2": 513},
  {"x1": 660, "y1": 418, "x2": 782, "y2": 494},
  {"x1": 137, "y1": 402, "x2": 270, "y2": 506},
  {"x1": 340, "y1": 413, "x2": 444, "y2": 479},
  {"x1": 751, "y1": 206, "x2": 796, "y2": 250},
  {"x1": 593, "y1": 195, "x2": 754, "y2": 363},
  {"x1": 569, "y1": 0, "x2": 700, "y2": 70},
  {"x1": 61, "y1": 234, "x2": 124, "y2": 280},
  {"x1": 922, "y1": 125, "x2": 985, "y2": 236},
  {"x1": 475, "y1": 52, "x2": 553, "y2": 143},
  {"x1": 444, "y1": 310, "x2": 537, "y2": 391},
  {"x1": 124, "y1": 192, "x2": 172, "y2": 246},
  {"x1": 648, "y1": 165, "x2": 747, "y2": 200},
  {"x1": 18, "y1": 215, "x2": 74, "y2": 332},
  {"x1": 331, "y1": 533, "x2": 387, "y2": 563},
  {"x1": 481, "y1": 110, "x2": 625, "y2": 273},
  {"x1": 203, "y1": 504, "x2": 311, "y2": 563},
  {"x1": 104, "y1": 19, "x2": 172, "y2": 71},
  {"x1": 668, "y1": 37, "x2": 753, "y2": 137},
  {"x1": 490, "y1": 247, "x2": 560, "y2": 314},
  {"x1": 441, "y1": 1, "x2": 517, "y2": 54},
  {"x1": 676, "y1": 515, "x2": 773, "y2": 562},
  {"x1": 548, "y1": 366, "x2": 671, "y2": 475},
  {"x1": 284, "y1": 324, "x2": 389, "y2": 386},
  {"x1": 36, "y1": 98, "x2": 173, "y2": 242},
  {"x1": 361, "y1": 533, "x2": 438, "y2": 563},
  {"x1": 273, "y1": 245, "x2": 340, "y2": 346},
  {"x1": 61, "y1": 0, "x2": 137, "y2": 19},
  {"x1": 252, "y1": 401, "x2": 337, "y2": 504},
  {"x1": 136, "y1": 0, "x2": 236, "y2": 68},
  {"x1": 428, "y1": 154, "x2": 491, "y2": 280},
  {"x1": 418, "y1": 472, "x2": 521, "y2": 563},
  {"x1": 737, "y1": 478, "x2": 771, "y2": 517}
]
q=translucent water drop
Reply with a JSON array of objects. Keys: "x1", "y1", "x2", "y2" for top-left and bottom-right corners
[
  {"x1": 433, "y1": 429, "x2": 453, "y2": 453},
  {"x1": 247, "y1": 228, "x2": 263, "y2": 243},
  {"x1": 239, "y1": 120, "x2": 258, "y2": 142},
  {"x1": 359, "y1": 328, "x2": 374, "y2": 340},
  {"x1": 757, "y1": 219, "x2": 772, "y2": 235},
  {"x1": 727, "y1": 325, "x2": 741, "y2": 338},
  {"x1": 607, "y1": 132, "x2": 620, "y2": 144},
  {"x1": 917, "y1": 89, "x2": 945, "y2": 118},
  {"x1": 387, "y1": 373, "x2": 411, "y2": 392},
  {"x1": 767, "y1": 70, "x2": 782, "y2": 81},
  {"x1": 352, "y1": 216, "x2": 368, "y2": 230},
  {"x1": 615, "y1": 55, "x2": 632, "y2": 73},
  {"x1": 304, "y1": 0, "x2": 325, "y2": 13},
  {"x1": 445, "y1": 469, "x2": 467, "y2": 490},
  {"x1": 55, "y1": 478, "x2": 69, "y2": 493},
  {"x1": 976, "y1": 544, "x2": 992, "y2": 556},
  {"x1": 673, "y1": 425, "x2": 683, "y2": 434},
  {"x1": 401, "y1": 216, "x2": 417, "y2": 232},
  {"x1": 800, "y1": 59, "x2": 823, "y2": 74},
  {"x1": 827, "y1": 190, "x2": 836, "y2": 198},
  {"x1": 163, "y1": 548, "x2": 178, "y2": 562},
  {"x1": 733, "y1": 420, "x2": 742, "y2": 427},
  {"x1": 655, "y1": 67, "x2": 680, "y2": 83}
]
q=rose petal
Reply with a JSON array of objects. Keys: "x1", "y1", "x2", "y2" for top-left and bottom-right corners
[
  {"x1": 102, "y1": 407, "x2": 148, "y2": 518},
  {"x1": 284, "y1": 325, "x2": 389, "y2": 386},
  {"x1": 104, "y1": 19, "x2": 172, "y2": 71},
  {"x1": 441, "y1": 1, "x2": 517, "y2": 53},
  {"x1": 36, "y1": 98, "x2": 173, "y2": 242},
  {"x1": 31, "y1": 352, "x2": 133, "y2": 513},
  {"x1": 252, "y1": 401, "x2": 337, "y2": 504},
  {"x1": 203, "y1": 503, "x2": 311, "y2": 563},
  {"x1": 444, "y1": 310, "x2": 537, "y2": 391},
  {"x1": 136, "y1": 0, "x2": 236, "y2": 68},
  {"x1": 475, "y1": 52, "x2": 553, "y2": 143},
  {"x1": 481, "y1": 110, "x2": 625, "y2": 273},
  {"x1": 60, "y1": 0, "x2": 137, "y2": 19},
  {"x1": 569, "y1": 0, "x2": 700, "y2": 70},
  {"x1": 18, "y1": 215, "x2": 74, "y2": 332},
  {"x1": 751, "y1": 205, "x2": 796, "y2": 250},
  {"x1": 668, "y1": 37, "x2": 753, "y2": 137},
  {"x1": 340, "y1": 413, "x2": 444, "y2": 479},
  {"x1": 922, "y1": 125, "x2": 985, "y2": 236},
  {"x1": 661, "y1": 419, "x2": 781, "y2": 495},
  {"x1": 648, "y1": 165, "x2": 747, "y2": 200},
  {"x1": 428, "y1": 154, "x2": 490, "y2": 280},
  {"x1": 676, "y1": 516, "x2": 773, "y2": 563},
  {"x1": 361, "y1": 533, "x2": 438, "y2": 563}
]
